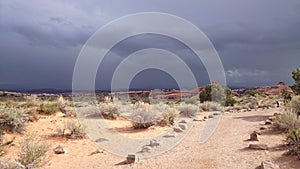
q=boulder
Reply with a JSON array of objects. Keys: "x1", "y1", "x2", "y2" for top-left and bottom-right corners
[
  {"x1": 249, "y1": 144, "x2": 268, "y2": 150},
  {"x1": 261, "y1": 161, "x2": 279, "y2": 169},
  {"x1": 54, "y1": 145, "x2": 65, "y2": 154}
]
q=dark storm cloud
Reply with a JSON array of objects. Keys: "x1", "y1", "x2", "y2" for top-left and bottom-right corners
[{"x1": 0, "y1": 0, "x2": 299, "y2": 90}]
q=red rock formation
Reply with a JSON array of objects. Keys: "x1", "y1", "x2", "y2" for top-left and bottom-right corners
[{"x1": 256, "y1": 82, "x2": 293, "y2": 95}]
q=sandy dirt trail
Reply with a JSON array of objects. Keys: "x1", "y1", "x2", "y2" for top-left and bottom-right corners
[{"x1": 3, "y1": 108, "x2": 300, "y2": 169}]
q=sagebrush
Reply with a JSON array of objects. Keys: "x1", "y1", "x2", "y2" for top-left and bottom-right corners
[{"x1": 17, "y1": 133, "x2": 49, "y2": 168}]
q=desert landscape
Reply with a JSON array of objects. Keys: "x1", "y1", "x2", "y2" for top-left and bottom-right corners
[
  {"x1": 1, "y1": 79, "x2": 300, "y2": 169},
  {"x1": 1, "y1": 1, "x2": 300, "y2": 169}
]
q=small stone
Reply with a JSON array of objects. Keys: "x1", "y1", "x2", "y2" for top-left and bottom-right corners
[
  {"x1": 0, "y1": 150, "x2": 5, "y2": 156},
  {"x1": 260, "y1": 126, "x2": 268, "y2": 130},
  {"x1": 54, "y1": 145, "x2": 65, "y2": 154},
  {"x1": 250, "y1": 132, "x2": 259, "y2": 141},
  {"x1": 179, "y1": 119, "x2": 187, "y2": 123},
  {"x1": 126, "y1": 154, "x2": 135, "y2": 164},
  {"x1": 265, "y1": 120, "x2": 272, "y2": 125},
  {"x1": 261, "y1": 160, "x2": 279, "y2": 169},
  {"x1": 213, "y1": 112, "x2": 221, "y2": 116},
  {"x1": 163, "y1": 132, "x2": 176, "y2": 138},
  {"x1": 149, "y1": 139, "x2": 160, "y2": 147},
  {"x1": 203, "y1": 116, "x2": 208, "y2": 119},
  {"x1": 255, "y1": 131, "x2": 262, "y2": 135},
  {"x1": 193, "y1": 118, "x2": 202, "y2": 121},
  {"x1": 139, "y1": 146, "x2": 152, "y2": 153},
  {"x1": 179, "y1": 124, "x2": 187, "y2": 130},
  {"x1": 173, "y1": 127, "x2": 183, "y2": 133},
  {"x1": 268, "y1": 116, "x2": 275, "y2": 121},
  {"x1": 249, "y1": 144, "x2": 268, "y2": 150}
]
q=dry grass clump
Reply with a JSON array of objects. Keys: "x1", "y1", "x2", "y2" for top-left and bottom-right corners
[
  {"x1": 178, "y1": 103, "x2": 199, "y2": 117},
  {"x1": 17, "y1": 133, "x2": 49, "y2": 168},
  {"x1": 287, "y1": 96, "x2": 300, "y2": 115},
  {"x1": 158, "y1": 106, "x2": 178, "y2": 126},
  {"x1": 199, "y1": 101, "x2": 223, "y2": 112},
  {"x1": 275, "y1": 109, "x2": 300, "y2": 131},
  {"x1": 274, "y1": 97, "x2": 300, "y2": 159},
  {"x1": 56, "y1": 119, "x2": 85, "y2": 139},
  {"x1": 57, "y1": 96, "x2": 69, "y2": 114}
]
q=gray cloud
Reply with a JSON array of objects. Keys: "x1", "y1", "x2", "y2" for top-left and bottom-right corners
[{"x1": 0, "y1": 0, "x2": 299, "y2": 90}]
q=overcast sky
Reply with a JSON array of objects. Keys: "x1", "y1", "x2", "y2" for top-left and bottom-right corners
[{"x1": 0, "y1": 0, "x2": 299, "y2": 91}]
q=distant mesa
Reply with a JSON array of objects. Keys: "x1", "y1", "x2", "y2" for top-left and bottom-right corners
[{"x1": 255, "y1": 82, "x2": 293, "y2": 95}]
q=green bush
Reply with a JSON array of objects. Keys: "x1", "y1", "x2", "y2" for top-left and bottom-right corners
[
  {"x1": 225, "y1": 97, "x2": 237, "y2": 106},
  {"x1": 292, "y1": 68, "x2": 300, "y2": 95},
  {"x1": 287, "y1": 96, "x2": 300, "y2": 115},
  {"x1": 199, "y1": 84, "x2": 226, "y2": 105},
  {"x1": 17, "y1": 133, "x2": 48, "y2": 168},
  {"x1": 37, "y1": 103, "x2": 58, "y2": 115},
  {"x1": 281, "y1": 89, "x2": 292, "y2": 104}
]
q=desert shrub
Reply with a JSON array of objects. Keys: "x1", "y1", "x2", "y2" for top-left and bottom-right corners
[
  {"x1": 274, "y1": 109, "x2": 300, "y2": 131},
  {"x1": 158, "y1": 106, "x2": 179, "y2": 126},
  {"x1": 242, "y1": 97, "x2": 259, "y2": 109},
  {"x1": 0, "y1": 107, "x2": 28, "y2": 133},
  {"x1": 57, "y1": 96, "x2": 69, "y2": 114},
  {"x1": 99, "y1": 102, "x2": 119, "y2": 119},
  {"x1": 181, "y1": 98, "x2": 199, "y2": 104},
  {"x1": 130, "y1": 103, "x2": 160, "y2": 129},
  {"x1": 199, "y1": 101, "x2": 223, "y2": 112},
  {"x1": 56, "y1": 120, "x2": 85, "y2": 138},
  {"x1": 199, "y1": 84, "x2": 226, "y2": 105},
  {"x1": 178, "y1": 103, "x2": 199, "y2": 117},
  {"x1": 0, "y1": 160, "x2": 25, "y2": 169},
  {"x1": 37, "y1": 103, "x2": 58, "y2": 115},
  {"x1": 286, "y1": 129, "x2": 300, "y2": 145},
  {"x1": 287, "y1": 96, "x2": 300, "y2": 115},
  {"x1": 23, "y1": 95, "x2": 39, "y2": 108},
  {"x1": 225, "y1": 97, "x2": 237, "y2": 106},
  {"x1": 245, "y1": 89, "x2": 264, "y2": 97},
  {"x1": 285, "y1": 129, "x2": 300, "y2": 159},
  {"x1": 281, "y1": 89, "x2": 292, "y2": 104},
  {"x1": 292, "y1": 68, "x2": 300, "y2": 95},
  {"x1": 17, "y1": 133, "x2": 48, "y2": 168}
]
